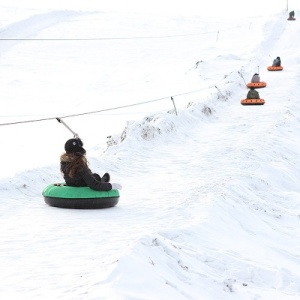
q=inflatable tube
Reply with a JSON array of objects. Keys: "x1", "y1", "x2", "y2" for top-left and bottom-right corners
[
  {"x1": 241, "y1": 99, "x2": 265, "y2": 106},
  {"x1": 267, "y1": 66, "x2": 283, "y2": 71},
  {"x1": 246, "y1": 82, "x2": 267, "y2": 88},
  {"x1": 287, "y1": 17, "x2": 296, "y2": 20},
  {"x1": 43, "y1": 183, "x2": 120, "y2": 209}
]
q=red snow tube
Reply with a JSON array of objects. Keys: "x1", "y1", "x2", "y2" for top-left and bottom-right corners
[
  {"x1": 241, "y1": 99, "x2": 265, "y2": 106},
  {"x1": 246, "y1": 82, "x2": 267, "y2": 88},
  {"x1": 267, "y1": 66, "x2": 283, "y2": 71},
  {"x1": 287, "y1": 17, "x2": 296, "y2": 20}
]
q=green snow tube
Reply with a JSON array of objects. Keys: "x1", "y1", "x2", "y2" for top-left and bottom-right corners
[{"x1": 42, "y1": 183, "x2": 120, "y2": 209}]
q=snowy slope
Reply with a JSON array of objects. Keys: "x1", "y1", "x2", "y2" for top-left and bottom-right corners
[{"x1": 0, "y1": 6, "x2": 300, "y2": 300}]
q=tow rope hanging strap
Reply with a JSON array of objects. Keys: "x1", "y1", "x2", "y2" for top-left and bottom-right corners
[{"x1": 56, "y1": 118, "x2": 79, "y2": 138}]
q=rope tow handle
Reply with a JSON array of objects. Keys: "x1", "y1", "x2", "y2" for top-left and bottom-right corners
[
  {"x1": 56, "y1": 118, "x2": 79, "y2": 138},
  {"x1": 238, "y1": 71, "x2": 247, "y2": 87}
]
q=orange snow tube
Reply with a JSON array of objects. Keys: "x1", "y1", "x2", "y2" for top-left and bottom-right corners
[
  {"x1": 246, "y1": 82, "x2": 267, "y2": 88},
  {"x1": 267, "y1": 66, "x2": 283, "y2": 71},
  {"x1": 241, "y1": 99, "x2": 265, "y2": 106}
]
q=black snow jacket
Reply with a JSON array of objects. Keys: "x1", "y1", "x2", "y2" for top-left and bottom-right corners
[
  {"x1": 60, "y1": 154, "x2": 112, "y2": 191},
  {"x1": 272, "y1": 58, "x2": 281, "y2": 67}
]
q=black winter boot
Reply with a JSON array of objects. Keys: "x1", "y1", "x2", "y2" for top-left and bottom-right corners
[
  {"x1": 102, "y1": 173, "x2": 111, "y2": 183},
  {"x1": 93, "y1": 173, "x2": 101, "y2": 182}
]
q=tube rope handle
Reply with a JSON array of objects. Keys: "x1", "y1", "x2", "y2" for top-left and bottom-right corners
[{"x1": 56, "y1": 118, "x2": 79, "y2": 138}]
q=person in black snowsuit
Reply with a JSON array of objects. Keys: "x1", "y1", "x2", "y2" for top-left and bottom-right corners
[
  {"x1": 60, "y1": 138, "x2": 122, "y2": 191},
  {"x1": 247, "y1": 87, "x2": 260, "y2": 99},
  {"x1": 289, "y1": 11, "x2": 295, "y2": 18},
  {"x1": 272, "y1": 57, "x2": 281, "y2": 67}
]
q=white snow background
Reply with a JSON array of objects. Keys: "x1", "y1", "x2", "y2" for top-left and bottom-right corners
[{"x1": 0, "y1": 0, "x2": 300, "y2": 299}]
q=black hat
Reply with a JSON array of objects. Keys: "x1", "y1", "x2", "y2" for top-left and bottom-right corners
[{"x1": 64, "y1": 138, "x2": 86, "y2": 155}]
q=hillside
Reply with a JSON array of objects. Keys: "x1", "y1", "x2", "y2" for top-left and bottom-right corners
[{"x1": 0, "y1": 7, "x2": 299, "y2": 300}]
